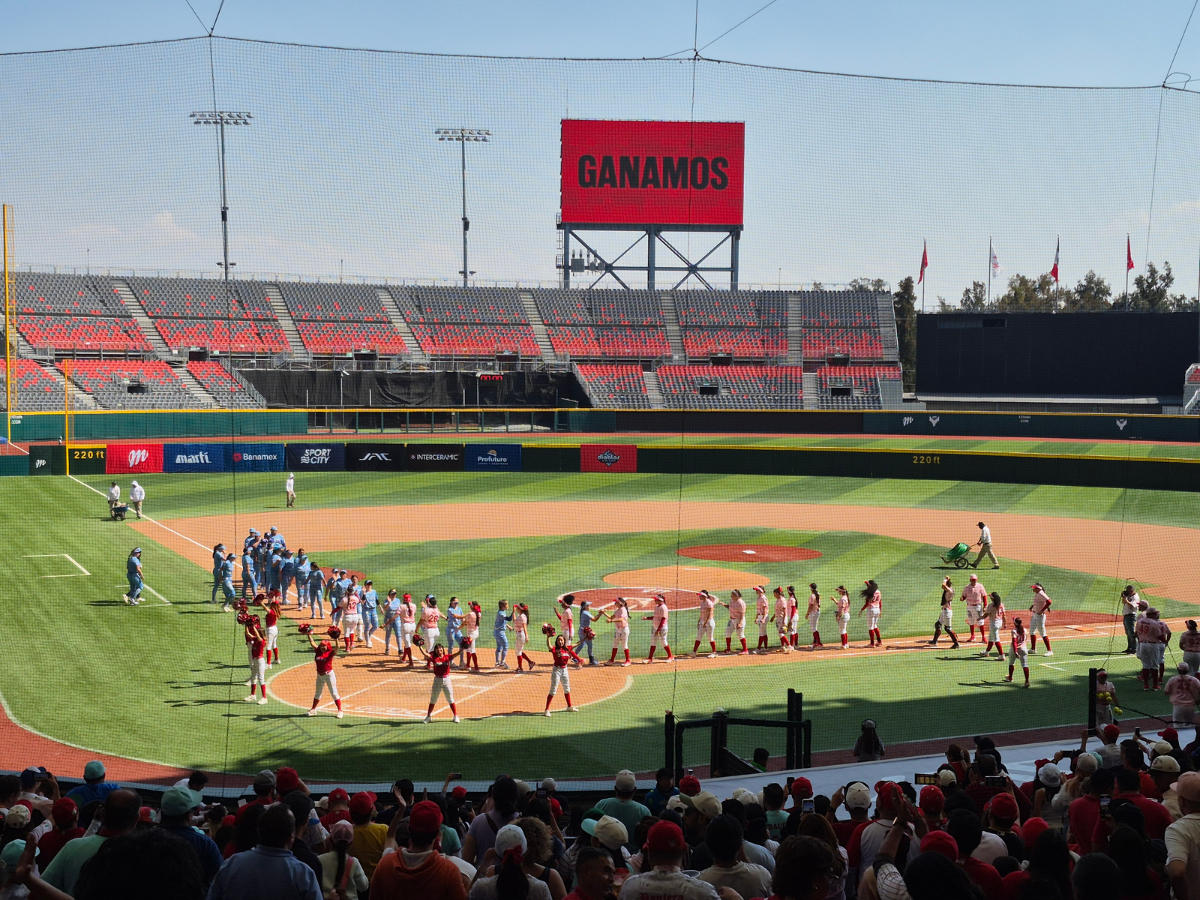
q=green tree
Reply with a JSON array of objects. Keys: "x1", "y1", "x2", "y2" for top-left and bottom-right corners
[
  {"x1": 959, "y1": 281, "x2": 987, "y2": 312},
  {"x1": 995, "y1": 273, "x2": 1057, "y2": 312},
  {"x1": 893, "y1": 276, "x2": 917, "y2": 390},
  {"x1": 1063, "y1": 270, "x2": 1112, "y2": 311},
  {"x1": 849, "y1": 277, "x2": 888, "y2": 292},
  {"x1": 1131, "y1": 261, "x2": 1188, "y2": 311}
]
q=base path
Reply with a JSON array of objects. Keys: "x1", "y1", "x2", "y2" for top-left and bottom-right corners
[{"x1": 134, "y1": 500, "x2": 1195, "y2": 604}]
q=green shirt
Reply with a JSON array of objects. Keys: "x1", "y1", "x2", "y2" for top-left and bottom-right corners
[
  {"x1": 594, "y1": 797, "x2": 651, "y2": 850},
  {"x1": 42, "y1": 834, "x2": 107, "y2": 896},
  {"x1": 765, "y1": 809, "x2": 789, "y2": 841}
]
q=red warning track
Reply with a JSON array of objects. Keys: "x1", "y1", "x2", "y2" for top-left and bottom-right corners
[{"x1": 679, "y1": 544, "x2": 822, "y2": 562}]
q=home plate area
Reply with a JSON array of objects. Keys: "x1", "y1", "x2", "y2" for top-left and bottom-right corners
[{"x1": 268, "y1": 651, "x2": 632, "y2": 720}]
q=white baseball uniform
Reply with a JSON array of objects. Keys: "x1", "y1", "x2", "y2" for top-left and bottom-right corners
[
  {"x1": 651, "y1": 602, "x2": 669, "y2": 643},
  {"x1": 807, "y1": 593, "x2": 821, "y2": 631},
  {"x1": 1007, "y1": 626, "x2": 1028, "y2": 668},
  {"x1": 1029, "y1": 589, "x2": 1051, "y2": 638},
  {"x1": 865, "y1": 590, "x2": 881, "y2": 631},
  {"x1": 611, "y1": 606, "x2": 630, "y2": 650},
  {"x1": 724, "y1": 597, "x2": 746, "y2": 639},
  {"x1": 696, "y1": 595, "x2": 716, "y2": 643},
  {"x1": 755, "y1": 592, "x2": 770, "y2": 638},
  {"x1": 836, "y1": 594, "x2": 850, "y2": 635}
]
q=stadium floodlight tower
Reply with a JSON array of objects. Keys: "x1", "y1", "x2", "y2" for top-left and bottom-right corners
[
  {"x1": 190, "y1": 110, "x2": 252, "y2": 296},
  {"x1": 434, "y1": 128, "x2": 490, "y2": 287}
]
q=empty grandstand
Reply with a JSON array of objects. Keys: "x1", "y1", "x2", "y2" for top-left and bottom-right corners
[{"x1": 3, "y1": 273, "x2": 900, "y2": 410}]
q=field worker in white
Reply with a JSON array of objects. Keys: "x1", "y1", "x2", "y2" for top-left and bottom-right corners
[
  {"x1": 107, "y1": 481, "x2": 120, "y2": 510},
  {"x1": 129, "y1": 480, "x2": 146, "y2": 519},
  {"x1": 286, "y1": 472, "x2": 296, "y2": 508},
  {"x1": 971, "y1": 520, "x2": 999, "y2": 569}
]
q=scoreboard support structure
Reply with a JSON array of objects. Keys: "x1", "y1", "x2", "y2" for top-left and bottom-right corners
[{"x1": 557, "y1": 221, "x2": 742, "y2": 291}]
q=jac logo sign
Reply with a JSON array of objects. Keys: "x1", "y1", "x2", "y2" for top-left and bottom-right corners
[
  {"x1": 362, "y1": 452, "x2": 391, "y2": 461},
  {"x1": 129, "y1": 449, "x2": 149, "y2": 466}
]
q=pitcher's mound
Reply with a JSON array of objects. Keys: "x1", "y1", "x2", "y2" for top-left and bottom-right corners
[
  {"x1": 603, "y1": 566, "x2": 766, "y2": 591},
  {"x1": 678, "y1": 544, "x2": 822, "y2": 563}
]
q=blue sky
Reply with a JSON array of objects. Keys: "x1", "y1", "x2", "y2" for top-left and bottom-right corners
[{"x1": 4, "y1": 2, "x2": 1200, "y2": 300}]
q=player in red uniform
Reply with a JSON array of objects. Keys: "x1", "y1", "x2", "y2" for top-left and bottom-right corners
[
  {"x1": 644, "y1": 595, "x2": 674, "y2": 662},
  {"x1": 693, "y1": 590, "x2": 717, "y2": 656},
  {"x1": 263, "y1": 594, "x2": 283, "y2": 666},
  {"x1": 722, "y1": 589, "x2": 748, "y2": 655},
  {"x1": 1005, "y1": 617, "x2": 1030, "y2": 688},
  {"x1": 415, "y1": 641, "x2": 460, "y2": 724},
  {"x1": 544, "y1": 632, "x2": 582, "y2": 716},
  {"x1": 859, "y1": 580, "x2": 882, "y2": 647},
  {"x1": 461, "y1": 602, "x2": 482, "y2": 671},
  {"x1": 753, "y1": 586, "x2": 770, "y2": 652},
  {"x1": 305, "y1": 631, "x2": 344, "y2": 719},
  {"x1": 604, "y1": 597, "x2": 632, "y2": 666},
  {"x1": 244, "y1": 615, "x2": 268, "y2": 705},
  {"x1": 513, "y1": 603, "x2": 537, "y2": 672}
]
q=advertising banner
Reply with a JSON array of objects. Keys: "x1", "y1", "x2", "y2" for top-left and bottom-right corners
[
  {"x1": 163, "y1": 443, "x2": 230, "y2": 473},
  {"x1": 464, "y1": 443, "x2": 523, "y2": 472},
  {"x1": 406, "y1": 444, "x2": 465, "y2": 472},
  {"x1": 29, "y1": 445, "x2": 63, "y2": 476},
  {"x1": 344, "y1": 442, "x2": 406, "y2": 472},
  {"x1": 68, "y1": 445, "x2": 107, "y2": 476},
  {"x1": 580, "y1": 444, "x2": 638, "y2": 473},
  {"x1": 232, "y1": 443, "x2": 286, "y2": 472},
  {"x1": 286, "y1": 443, "x2": 346, "y2": 471},
  {"x1": 106, "y1": 443, "x2": 164, "y2": 475},
  {"x1": 560, "y1": 119, "x2": 745, "y2": 226}
]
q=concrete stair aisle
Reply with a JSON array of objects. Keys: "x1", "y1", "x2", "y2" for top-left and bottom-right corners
[
  {"x1": 657, "y1": 292, "x2": 686, "y2": 361},
  {"x1": 170, "y1": 363, "x2": 218, "y2": 407},
  {"x1": 113, "y1": 279, "x2": 170, "y2": 355},
  {"x1": 35, "y1": 363, "x2": 100, "y2": 409},
  {"x1": 377, "y1": 288, "x2": 428, "y2": 363},
  {"x1": 642, "y1": 369, "x2": 666, "y2": 409},
  {"x1": 263, "y1": 284, "x2": 304, "y2": 354},
  {"x1": 802, "y1": 372, "x2": 819, "y2": 410},
  {"x1": 877, "y1": 292, "x2": 900, "y2": 361},
  {"x1": 786, "y1": 294, "x2": 804, "y2": 365},
  {"x1": 519, "y1": 291, "x2": 555, "y2": 361}
]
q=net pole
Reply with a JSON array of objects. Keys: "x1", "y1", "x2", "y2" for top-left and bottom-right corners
[
  {"x1": 63, "y1": 359, "x2": 70, "y2": 477},
  {"x1": 3, "y1": 204, "x2": 10, "y2": 445}
]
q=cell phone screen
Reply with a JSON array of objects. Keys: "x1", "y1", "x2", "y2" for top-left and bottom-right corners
[
  {"x1": 914, "y1": 773, "x2": 938, "y2": 785},
  {"x1": 802, "y1": 799, "x2": 815, "y2": 814}
]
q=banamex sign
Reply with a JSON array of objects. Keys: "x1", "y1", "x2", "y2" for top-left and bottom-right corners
[{"x1": 560, "y1": 119, "x2": 745, "y2": 226}]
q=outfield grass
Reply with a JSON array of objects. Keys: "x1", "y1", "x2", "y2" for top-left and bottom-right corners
[{"x1": 0, "y1": 470, "x2": 1194, "y2": 781}]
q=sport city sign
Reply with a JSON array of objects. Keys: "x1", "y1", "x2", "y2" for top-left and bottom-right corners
[
  {"x1": 285, "y1": 443, "x2": 346, "y2": 471},
  {"x1": 106, "y1": 443, "x2": 164, "y2": 474},
  {"x1": 560, "y1": 119, "x2": 745, "y2": 226},
  {"x1": 580, "y1": 444, "x2": 638, "y2": 473}
]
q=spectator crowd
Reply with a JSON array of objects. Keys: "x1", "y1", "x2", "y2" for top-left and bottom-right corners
[{"x1": 3, "y1": 724, "x2": 1200, "y2": 899}]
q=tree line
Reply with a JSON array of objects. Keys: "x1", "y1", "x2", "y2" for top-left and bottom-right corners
[{"x1": 938, "y1": 263, "x2": 1197, "y2": 314}]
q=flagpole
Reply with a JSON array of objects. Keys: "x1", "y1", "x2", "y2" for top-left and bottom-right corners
[
  {"x1": 987, "y1": 237, "x2": 992, "y2": 306},
  {"x1": 1055, "y1": 234, "x2": 1060, "y2": 311},
  {"x1": 1125, "y1": 233, "x2": 1130, "y2": 312},
  {"x1": 921, "y1": 238, "x2": 926, "y2": 313}
]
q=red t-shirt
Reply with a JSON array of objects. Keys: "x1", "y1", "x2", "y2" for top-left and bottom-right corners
[
  {"x1": 37, "y1": 827, "x2": 84, "y2": 868},
  {"x1": 961, "y1": 857, "x2": 1002, "y2": 900},
  {"x1": 250, "y1": 637, "x2": 266, "y2": 659},
  {"x1": 831, "y1": 818, "x2": 863, "y2": 848},
  {"x1": 320, "y1": 809, "x2": 351, "y2": 829},
  {"x1": 431, "y1": 654, "x2": 452, "y2": 678},
  {"x1": 1069, "y1": 794, "x2": 1102, "y2": 853},
  {"x1": 314, "y1": 645, "x2": 336, "y2": 675},
  {"x1": 1121, "y1": 794, "x2": 1174, "y2": 841},
  {"x1": 552, "y1": 646, "x2": 578, "y2": 668},
  {"x1": 265, "y1": 608, "x2": 279, "y2": 627}
]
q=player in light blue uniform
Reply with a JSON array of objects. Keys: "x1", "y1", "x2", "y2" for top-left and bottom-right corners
[
  {"x1": 268, "y1": 546, "x2": 283, "y2": 594},
  {"x1": 362, "y1": 580, "x2": 379, "y2": 647},
  {"x1": 241, "y1": 547, "x2": 257, "y2": 598},
  {"x1": 446, "y1": 598, "x2": 464, "y2": 663},
  {"x1": 124, "y1": 547, "x2": 144, "y2": 605},
  {"x1": 219, "y1": 553, "x2": 237, "y2": 611},
  {"x1": 243, "y1": 528, "x2": 260, "y2": 552},
  {"x1": 307, "y1": 564, "x2": 326, "y2": 618},
  {"x1": 210, "y1": 544, "x2": 226, "y2": 604},
  {"x1": 328, "y1": 570, "x2": 347, "y2": 628},
  {"x1": 493, "y1": 599, "x2": 513, "y2": 668},
  {"x1": 279, "y1": 549, "x2": 296, "y2": 605},
  {"x1": 574, "y1": 600, "x2": 597, "y2": 665},
  {"x1": 382, "y1": 589, "x2": 402, "y2": 654},
  {"x1": 294, "y1": 550, "x2": 311, "y2": 607}
]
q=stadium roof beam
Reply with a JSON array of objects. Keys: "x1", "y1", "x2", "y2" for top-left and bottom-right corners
[
  {"x1": 191, "y1": 110, "x2": 253, "y2": 305},
  {"x1": 435, "y1": 127, "x2": 491, "y2": 288}
]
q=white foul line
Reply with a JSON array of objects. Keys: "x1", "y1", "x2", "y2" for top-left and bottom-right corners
[
  {"x1": 23, "y1": 552, "x2": 91, "y2": 577},
  {"x1": 62, "y1": 554, "x2": 90, "y2": 575}
]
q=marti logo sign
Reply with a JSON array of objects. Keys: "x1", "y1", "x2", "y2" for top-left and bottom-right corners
[
  {"x1": 175, "y1": 451, "x2": 210, "y2": 465},
  {"x1": 128, "y1": 449, "x2": 149, "y2": 466}
]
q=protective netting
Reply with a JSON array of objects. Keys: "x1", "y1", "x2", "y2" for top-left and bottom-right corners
[{"x1": 1, "y1": 37, "x2": 1196, "y2": 296}]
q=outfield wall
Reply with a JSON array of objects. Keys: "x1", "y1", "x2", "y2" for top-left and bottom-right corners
[{"x1": 12, "y1": 438, "x2": 1200, "y2": 492}]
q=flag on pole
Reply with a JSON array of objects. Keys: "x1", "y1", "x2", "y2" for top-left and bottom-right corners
[
  {"x1": 918, "y1": 240, "x2": 928, "y2": 284},
  {"x1": 1126, "y1": 235, "x2": 1135, "y2": 272},
  {"x1": 991, "y1": 245, "x2": 1003, "y2": 277},
  {"x1": 1050, "y1": 238, "x2": 1060, "y2": 283}
]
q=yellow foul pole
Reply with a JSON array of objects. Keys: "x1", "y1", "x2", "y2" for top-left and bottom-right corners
[
  {"x1": 63, "y1": 359, "x2": 71, "y2": 477},
  {"x1": 3, "y1": 205, "x2": 11, "y2": 446}
]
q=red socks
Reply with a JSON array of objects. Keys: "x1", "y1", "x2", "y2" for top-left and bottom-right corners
[
  {"x1": 624, "y1": 650, "x2": 631, "y2": 662},
  {"x1": 725, "y1": 638, "x2": 732, "y2": 652},
  {"x1": 841, "y1": 633, "x2": 848, "y2": 647},
  {"x1": 334, "y1": 698, "x2": 342, "y2": 710},
  {"x1": 1043, "y1": 638, "x2": 1051, "y2": 651},
  {"x1": 310, "y1": 699, "x2": 318, "y2": 710},
  {"x1": 450, "y1": 703, "x2": 458, "y2": 715},
  {"x1": 260, "y1": 684, "x2": 267, "y2": 698},
  {"x1": 813, "y1": 631, "x2": 821, "y2": 646},
  {"x1": 428, "y1": 703, "x2": 436, "y2": 716},
  {"x1": 1030, "y1": 635, "x2": 1038, "y2": 651},
  {"x1": 665, "y1": 647, "x2": 674, "y2": 660},
  {"x1": 648, "y1": 646, "x2": 657, "y2": 661},
  {"x1": 565, "y1": 692, "x2": 573, "y2": 707},
  {"x1": 609, "y1": 649, "x2": 617, "y2": 663},
  {"x1": 739, "y1": 638, "x2": 747, "y2": 652},
  {"x1": 709, "y1": 642, "x2": 716, "y2": 653},
  {"x1": 544, "y1": 695, "x2": 553, "y2": 711},
  {"x1": 693, "y1": 641, "x2": 701, "y2": 653}
]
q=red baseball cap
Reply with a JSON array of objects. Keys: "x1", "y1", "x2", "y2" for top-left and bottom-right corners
[
  {"x1": 409, "y1": 799, "x2": 443, "y2": 834},
  {"x1": 1102, "y1": 724, "x2": 1121, "y2": 741},
  {"x1": 348, "y1": 791, "x2": 377, "y2": 817},
  {"x1": 450, "y1": 786, "x2": 468, "y2": 802},
  {"x1": 51, "y1": 798, "x2": 78, "y2": 826},
  {"x1": 1021, "y1": 817, "x2": 1050, "y2": 848},
  {"x1": 990, "y1": 794, "x2": 1019, "y2": 820},
  {"x1": 646, "y1": 820, "x2": 686, "y2": 853},
  {"x1": 1160, "y1": 728, "x2": 1180, "y2": 743},
  {"x1": 918, "y1": 785, "x2": 945, "y2": 814},
  {"x1": 275, "y1": 767, "x2": 300, "y2": 795},
  {"x1": 920, "y1": 830, "x2": 958, "y2": 859},
  {"x1": 678, "y1": 775, "x2": 701, "y2": 796},
  {"x1": 790, "y1": 777, "x2": 813, "y2": 800},
  {"x1": 328, "y1": 788, "x2": 350, "y2": 804}
]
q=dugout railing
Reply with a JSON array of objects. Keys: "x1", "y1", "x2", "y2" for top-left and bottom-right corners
[{"x1": 665, "y1": 688, "x2": 812, "y2": 781}]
